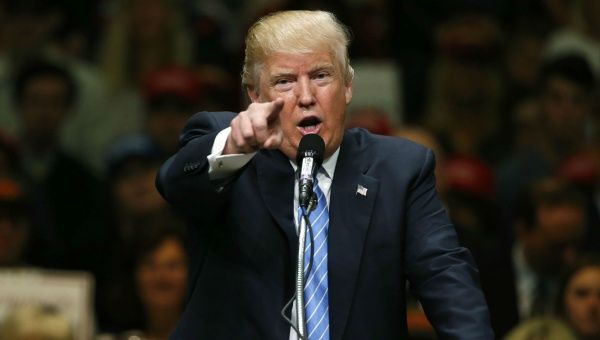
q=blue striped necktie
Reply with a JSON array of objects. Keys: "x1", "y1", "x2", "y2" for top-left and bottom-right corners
[{"x1": 300, "y1": 181, "x2": 330, "y2": 340}]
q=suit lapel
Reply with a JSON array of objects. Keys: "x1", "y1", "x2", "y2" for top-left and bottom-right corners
[
  {"x1": 255, "y1": 150, "x2": 298, "y2": 262},
  {"x1": 328, "y1": 132, "x2": 379, "y2": 340}
]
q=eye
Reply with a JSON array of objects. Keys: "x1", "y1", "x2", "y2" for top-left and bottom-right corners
[
  {"x1": 315, "y1": 71, "x2": 330, "y2": 79},
  {"x1": 273, "y1": 77, "x2": 294, "y2": 91},
  {"x1": 573, "y1": 288, "x2": 590, "y2": 299}
]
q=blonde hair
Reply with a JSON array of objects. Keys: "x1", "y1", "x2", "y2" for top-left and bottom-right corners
[{"x1": 242, "y1": 10, "x2": 354, "y2": 89}]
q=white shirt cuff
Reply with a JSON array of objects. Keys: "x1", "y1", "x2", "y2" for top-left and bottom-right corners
[{"x1": 207, "y1": 127, "x2": 256, "y2": 180}]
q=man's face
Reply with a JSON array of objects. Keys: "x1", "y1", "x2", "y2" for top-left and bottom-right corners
[
  {"x1": 522, "y1": 204, "x2": 585, "y2": 277},
  {"x1": 19, "y1": 75, "x2": 70, "y2": 146},
  {"x1": 113, "y1": 160, "x2": 166, "y2": 218},
  {"x1": 248, "y1": 51, "x2": 352, "y2": 160},
  {"x1": 541, "y1": 76, "x2": 590, "y2": 145}
]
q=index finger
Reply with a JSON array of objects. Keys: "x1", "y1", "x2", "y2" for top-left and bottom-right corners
[{"x1": 266, "y1": 98, "x2": 284, "y2": 123}]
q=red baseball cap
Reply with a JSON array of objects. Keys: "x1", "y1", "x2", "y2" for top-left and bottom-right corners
[
  {"x1": 444, "y1": 155, "x2": 495, "y2": 198},
  {"x1": 143, "y1": 66, "x2": 202, "y2": 104},
  {"x1": 557, "y1": 150, "x2": 599, "y2": 185}
]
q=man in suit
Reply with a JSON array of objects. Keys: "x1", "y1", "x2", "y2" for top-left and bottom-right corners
[{"x1": 156, "y1": 10, "x2": 493, "y2": 339}]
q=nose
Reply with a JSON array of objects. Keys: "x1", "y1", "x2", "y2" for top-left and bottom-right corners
[{"x1": 296, "y1": 76, "x2": 315, "y2": 109}]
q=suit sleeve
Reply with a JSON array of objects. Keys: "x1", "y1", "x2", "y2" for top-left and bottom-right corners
[
  {"x1": 404, "y1": 149, "x2": 494, "y2": 339},
  {"x1": 156, "y1": 111, "x2": 238, "y2": 220}
]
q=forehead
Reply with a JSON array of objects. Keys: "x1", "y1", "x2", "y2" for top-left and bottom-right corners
[
  {"x1": 569, "y1": 267, "x2": 600, "y2": 288},
  {"x1": 544, "y1": 76, "x2": 587, "y2": 96},
  {"x1": 262, "y1": 51, "x2": 337, "y2": 75},
  {"x1": 25, "y1": 75, "x2": 68, "y2": 93}
]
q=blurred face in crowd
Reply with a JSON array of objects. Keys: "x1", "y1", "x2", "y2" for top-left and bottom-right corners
[
  {"x1": 248, "y1": 50, "x2": 352, "y2": 160},
  {"x1": 564, "y1": 265, "x2": 600, "y2": 338},
  {"x1": 445, "y1": 61, "x2": 492, "y2": 113},
  {"x1": 146, "y1": 99, "x2": 192, "y2": 155},
  {"x1": 505, "y1": 33, "x2": 543, "y2": 88},
  {"x1": 521, "y1": 204, "x2": 585, "y2": 277},
  {"x1": 113, "y1": 159, "x2": 166, "y2": 218},
  {"x1": 19, "y1": 75, "x2": 70, "y2": 150},
  {"x1": 540, "y1": 76, "x2": 590, "y2": 145},
  {"x1": 136, "y1": 237, "x2": 188, "y2": 312}
]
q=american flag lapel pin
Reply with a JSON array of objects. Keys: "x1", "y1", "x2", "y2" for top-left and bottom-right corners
[{"x1": 356, "y1": 184, "x2": 368, "y2": 196}]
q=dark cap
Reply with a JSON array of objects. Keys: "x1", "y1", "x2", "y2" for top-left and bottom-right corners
[{"x1": 106, "y1": 134, "x2": 162, "y2": 176}]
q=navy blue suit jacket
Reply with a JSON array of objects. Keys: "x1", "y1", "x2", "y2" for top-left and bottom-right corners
[{"x1": 156, "y1": 111, "x2": 493, "y2": 339}]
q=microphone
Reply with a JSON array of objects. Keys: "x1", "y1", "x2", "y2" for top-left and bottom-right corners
[{"x1": 296, "y1": 134, "x2": 325, "y2": 210}]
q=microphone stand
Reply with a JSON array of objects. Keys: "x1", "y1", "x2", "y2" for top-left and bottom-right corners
[{"x1": 295, "y1": 193, "x2": 317, "y2": 339}]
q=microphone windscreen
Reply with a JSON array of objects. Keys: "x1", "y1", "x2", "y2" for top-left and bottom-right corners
[{"x1": 297, "y1": 134, "x2": 325, "y2": 166}]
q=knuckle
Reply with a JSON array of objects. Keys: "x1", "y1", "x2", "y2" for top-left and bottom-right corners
[{"x1": 241, "y1": 129, "x2": 254, "y2": 140}]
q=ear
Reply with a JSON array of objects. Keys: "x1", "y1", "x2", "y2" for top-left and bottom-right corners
[
  {"x1": 344, "y1": 81, "x2": 353, "y2": 105},
  {"x1": 246, "y1": 86, "x2": 259, "y2": 103}
]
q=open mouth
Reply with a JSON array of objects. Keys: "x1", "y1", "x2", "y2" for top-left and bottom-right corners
[{"x1": 297, "y1": 116, "x2": 322, "y2": 135}]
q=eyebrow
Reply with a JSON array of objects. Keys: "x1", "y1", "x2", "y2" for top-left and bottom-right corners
[
  {"x1": 270, "y1": 63, "x2": 337, "y2": 79},
  {"x1": 310, "y1": 63, "x2": 336, "y2": 74}
]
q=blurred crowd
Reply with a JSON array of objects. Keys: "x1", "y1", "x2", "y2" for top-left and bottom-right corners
[{"x1": 0, "y1": 0, "x2": 598, "y2": 339}]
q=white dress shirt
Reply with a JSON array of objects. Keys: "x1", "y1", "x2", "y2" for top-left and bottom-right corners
[{"x1": 512, "y1": 243, "x2": 558, "y2": 319}]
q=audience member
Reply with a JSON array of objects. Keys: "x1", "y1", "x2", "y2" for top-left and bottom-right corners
[
  {"x1": 97, "y1": 0, "x2": 194, "y2": 148},
  {"x1": 0, "y1": 0, "x2": 110, "y2": 174},
  {"x1": 425, "y1": 10, "x2": 505, "y2": 164},
  {"x1": 501, "y1": 26, "x2": 546, "y2": 153},
  {"x1": 11, "y1": 60, "x2": 108, "y2": 273},
  {"x1": 544, "y1": 0, "x2": 600, "y2": 77},
  {"x1": 497, "y1": 53, "x2": 597, "y2": 217},
  {"x1": 441, "y1": 155, "x2": 519, "y2": 337},
  {"x1": 96, "y1": 134, "x2": 174, "y2": 332},
  {"x1": 494, "y1": 178, "x2": 589, "y2": 337},
  {"x1": 512, "y1": 178, "x2": 587, "y2": 319},
  {"x1": 558, "y1": 256, "x2": 600, "y2": 340},
  {"x1": 99, "y1": 217, "x2": 188, "y2": 338},
  {"x1": 504, "y1": 255, "x2": 600, "y2": 340},
  {"x1": 105, "y1": 134, "x2": 167, "y2": 242},
  {"x1": 557, "y1": 149, "x2": 600, "y2": 252},
  {"x1": 443, "y1": 155, "x2": 499, "y2": 250},
  {"x1": 142, "y1": 66, "x2": 203, "y2": 158}
]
